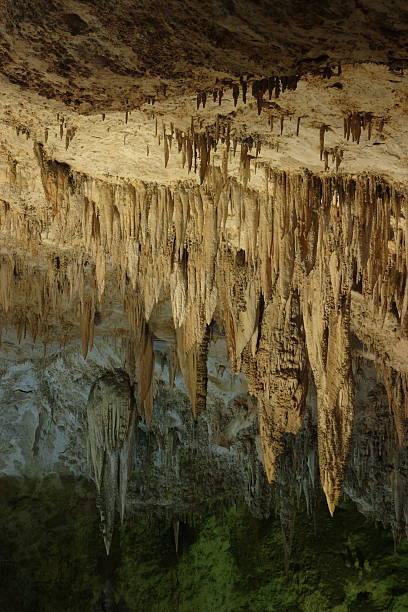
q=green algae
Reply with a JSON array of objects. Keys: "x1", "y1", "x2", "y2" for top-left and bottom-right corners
[
  {"x1": 118, "y1": 500, "x2": 408, "y2": 612},
  {"x1": 1, "y1": 478, "x2": 408, "y2": 611}
]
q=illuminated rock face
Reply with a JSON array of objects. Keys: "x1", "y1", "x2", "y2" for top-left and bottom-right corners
[
  {"x1": 2, "y1": 162, "x2": 406, "y2": 516},
  {"x1": 1, "y1": 0, "x2": 408, "y2": 547}
]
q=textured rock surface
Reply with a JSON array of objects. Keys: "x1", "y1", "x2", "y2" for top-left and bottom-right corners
[{"x1": 1, "y1": 0, "x2": 408, "y2": 548}]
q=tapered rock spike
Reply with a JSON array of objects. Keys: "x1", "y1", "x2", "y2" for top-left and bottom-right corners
[
  {"x1": 164, "y1": 129, "x2": 169, "y2": 168},
  {"x1": 87, "y1": 371, "x2": 135, "y2": 554},
  {"x1": 241, "y1": 80, "x2": 247, "y2": 103},
  {"x1": 80, "y1": 294, "x2": 95, "y2": 359},
  {"x1": 324, "y1": 149, "x2": 329, "y2": 170},
  {"x1": 319, "y1": 125, "x2": 329, "y2": 160},
  {"x1": 232, "y1": 83, "x2": 239, "y2": 107},
  {"x1": 268, "y1": 77, "x2": 275, "y2": 100}
]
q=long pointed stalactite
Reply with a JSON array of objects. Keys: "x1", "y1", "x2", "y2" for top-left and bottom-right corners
[
  {"x1": 87, "y1": 370, "x2": 136, "y2": 554},
  {"x1": 1, "y1": 143, "x2": 408, "y2": 514}
]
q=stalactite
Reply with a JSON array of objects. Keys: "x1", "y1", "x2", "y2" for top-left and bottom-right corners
[
  {"x1": 232, "y1": 83, "x2": 239, "y2": 107},
  {"x1": 240, "y1": 142, "x2": 251, "y2": 188},
  {"x1": 87, "y1": 370, "x2": 136, "y2": 554},
  {"x1": 334, "y1": 147, "x2": 343, "y2": 171},
  {"x1": 324, "y1": 149, "x2": 329, "y2": 171},
  {"x1": 176, "y1": 324, "x2": 210, "y2": 418},
  {"x1": 80, "y1": 293, "x2": 95, "y2": 359},
  {"x1": 243, "y1": 293, "x2": 308, "y2": 483},
  {"x1": 319, "y1": 125, "x2": 330, "y2": 160},
  {"x1": 139, "y1": 324, "x2": 154, "y2": 424},
  {"x1": 343, "y1": 111, "x2": 374, "y2": 143},
  {"x1": 164, "y1": 127, "x2": 169, "y2": 168},
  {"x1": 4, "y1": 145, "x2": 406, "y2": 515},
  {"x1": 240, "y1": 76, "x2": 247, "y2": 104}
]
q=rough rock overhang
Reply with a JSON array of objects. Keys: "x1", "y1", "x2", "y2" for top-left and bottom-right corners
[{"x1": 1, "y1": 0, "x2": 408, "y2": 531}]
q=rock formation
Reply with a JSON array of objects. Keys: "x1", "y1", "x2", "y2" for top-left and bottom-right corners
[
  {"x1": 1, "y1": 0, "x2": 408, "y2": 552},
  {"x1": 87, "y1": 370, "x2": 136, "y2": 553}
]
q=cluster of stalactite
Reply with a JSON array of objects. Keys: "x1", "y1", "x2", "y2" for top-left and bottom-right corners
[
  {"x1": 162, "y1": 123, "x2": 218, "y2": 185},
  {"x1": 321, "y1": 146, "x2": 343, "y2": 172},
  {"x1": 1, "y1": 142, "x2": 408, "y2": 515},
  {"x1": 250, "y1": 75, "x2": 299, "y2": 114},
  {"x1": 343, "y1": 111, "x2": 374, "y2": 143},
  {"x1": 196, "y1": 74, "x2": 299, "y2": 114},
  {"x1": 156, "y1": 116, "x2": 268, "y2": 189},
  {"x1": 87, "y1": 370, "x2": 136, "y2": 554}
]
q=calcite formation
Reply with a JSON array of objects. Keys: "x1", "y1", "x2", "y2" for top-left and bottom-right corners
[
  {"x1": 87, "y1": 370, "x2": 135, "y2": 553},
  {"x1": 1, "y1": 0, "x2": 408, "y2": 549},
  {"x1": 3, "y1": 145, "x2": 407, "y2": 518}
]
